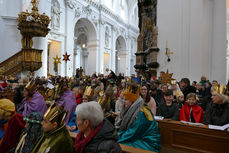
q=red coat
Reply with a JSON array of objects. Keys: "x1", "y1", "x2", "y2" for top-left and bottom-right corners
[
  {"x1": 75, "y1": 94, "x2": 82, "y2": 105},
  {"x1": 179, "y1": 102, "x2": 204, "y2": 123},
  {"x1": 0, "y1": 113, "x2": 25, "y2": 153}
]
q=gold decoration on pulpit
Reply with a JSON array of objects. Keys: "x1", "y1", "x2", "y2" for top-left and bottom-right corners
[
  {"x1": 63, "y1": 52, "x2": 70, "y2": 62},
  {"x1": 160, "y1": 69, "x2": 175, "y2": 85},
  {"x1": 53, "y1": 55, "x2": 61, "y2": 64},
  {"x1": 18, "y1": 0, "x2": 50, "y2": 49},
  {"x1": 0, "y1": 0, "x2": 52, "y2": 75}
]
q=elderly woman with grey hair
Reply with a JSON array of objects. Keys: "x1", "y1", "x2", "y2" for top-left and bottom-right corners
[
  {"x1": 204, "y1": 93, "x2": 229, "y2": 125},
  {"x1": 74, "y1": 102, "x2": 121, "y2": 153}
]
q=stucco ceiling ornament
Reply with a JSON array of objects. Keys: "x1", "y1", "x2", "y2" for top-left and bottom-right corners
[
  {"x1": 65, "y1": 0, "x2": 76, "y2": 9},
  {"x1": 74, "y1": 7, "x2": 82, "y2": 18},
  {"x1": 82, "y1": 5, "x2": 92, "y2": 17}
]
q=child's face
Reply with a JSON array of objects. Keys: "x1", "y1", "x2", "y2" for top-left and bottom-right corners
[
  {"x1": 164, "y1": 95, "x2": 174, "y2": 106},
  {"x1": 187, "y1": 97, "x2": 196, "y2": 106},
  {"x1": 178, "y1": 95, "x2": 184, "y2": 102},
  {"x1": 41, "y1": 119, "x2": 57, "y2": 132}
]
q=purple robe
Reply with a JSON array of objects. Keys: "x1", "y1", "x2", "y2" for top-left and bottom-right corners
[
  {"x1": 57, "y1": 90, "x2": 76, "y2": 124},
  {"x1": 18, "y1": 91, "x2": 47, "y2": 116}
]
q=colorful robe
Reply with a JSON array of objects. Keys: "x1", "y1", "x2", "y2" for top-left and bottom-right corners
[
  {"x1": 31, "y1": 125, "x2": 74, "y2": 153},
  {"x1": 19, "y1": 91, "x2": 47, "y2": 116},
  {"x1": 57, "y1": 90, "x2": 76, "y2": 124},
  {"x1": 179, "y1": 102, "x2": 204, "y2": 123},
  {"x1": 118, "y1": 105, "x2": 161, "y2": 152},
  {"x1": 0, "y1": 113, "x2": 25, "y2": 153}
]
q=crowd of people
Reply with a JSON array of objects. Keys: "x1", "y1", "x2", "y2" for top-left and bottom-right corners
[{"x1": 0, "y1": 71, "x2": 228, "y2": 153}]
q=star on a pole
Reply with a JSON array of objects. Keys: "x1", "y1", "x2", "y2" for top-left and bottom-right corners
[
  {"x1": 161, "y1": 69, "x2": 175, "y2": 84},
  {"x1": 53, "y1": 55, "x2": 61, "y2": 64},
  {"x1": 63, "y1": 52, "x2": 70, "y2": 62}
]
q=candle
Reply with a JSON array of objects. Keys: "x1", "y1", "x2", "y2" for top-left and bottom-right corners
[{"x1": 166, "y1": 40, "x2": 168, "y2": 48}]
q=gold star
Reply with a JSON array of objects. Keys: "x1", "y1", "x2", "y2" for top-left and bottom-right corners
[
  {"x1": 161, "y1": 69, "x2": 175, "y2": 84},
  {"x1": 53, "y1": 55, "x2": 61, "y2": 64}
]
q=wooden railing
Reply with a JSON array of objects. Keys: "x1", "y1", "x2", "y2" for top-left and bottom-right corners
[{"x1": 0, "y1": 49, "x2": 43, "y2": 75}]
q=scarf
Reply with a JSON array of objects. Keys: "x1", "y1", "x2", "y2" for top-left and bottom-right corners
[
  {"x1": 118, "y1": 97, "x2": 144, "y2": 131},
  {"x1": 74, "y1": 122, "x2": 103, "y2": 153}
]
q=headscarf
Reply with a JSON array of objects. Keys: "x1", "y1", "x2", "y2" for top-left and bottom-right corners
[{"x1": 7, "y1": 113, "x2": 43, "y2": 153}]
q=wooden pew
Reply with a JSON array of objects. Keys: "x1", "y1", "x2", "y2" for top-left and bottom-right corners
[
  {"x1": 157, "y1": 119, "x2": 229, "y2": 153},
  {"x1": 69, "y1": 132, "x2": 156, "y2": 153}
]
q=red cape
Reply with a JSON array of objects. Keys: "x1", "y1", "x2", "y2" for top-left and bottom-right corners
[
  {"x1": 0, "y1": 113, "x2": 25, "y2": 153},
  {"x1": 179, "y1": 102, "x2": 204, "y2": 123}
]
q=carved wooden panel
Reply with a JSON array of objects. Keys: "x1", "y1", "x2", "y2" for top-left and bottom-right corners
[{"x1": 158, "y1": 119, "x2": 229, "y2": 153}]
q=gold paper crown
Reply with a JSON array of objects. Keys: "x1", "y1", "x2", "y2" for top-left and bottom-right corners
[
  {"x1": 25, "y1": 79, "x2": 37, "y2": 91},
  {"x1": 212, "y1": 84, "x2": 227, "y2": 95},
  {"x1": 84, "y1": 86, "x2": 93, "y2": 96},
  {"x1": 98, "y1": 94, "x2": 111, "y2": 111},
  {"x1": 123, "y1": 82, "x2": 140, "y2": 102},
  {"x1": 175, "y1": 90, "x2": 184, "y2": 97},
  {"x1": 44, "y1": 103, "x2": 67, "y2": 125}
]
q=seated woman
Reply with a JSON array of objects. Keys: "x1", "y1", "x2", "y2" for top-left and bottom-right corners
[
  {"x1": 117, "y1": 83, "x2": 161, "y2": 152},
  {"x1": 18, "y1": 80, "x2": 47, "y2": 116},
  {"x1": 31, "y1": 103, "x2": 74, "y2": 153},
  {"x1": 74, "y1": 102, "x2": 121, "y2": 153},
  {"x1": 204, "y1": 93, "x2": 229, "y2": 125},
  {"x1": 157, "y1": 89, "x2": 179, "y2": 120},
  {"x1": 7, "y1": 113, "x2": 43, "y2": 153},
  {"x1": 56, "y1": 80, "x2": 76, "y2": 124},
  {"x1": 140, "y1": 84, "x2": 157, "y2": 116},
  {"x1": 0, "y1": 99, "x2": 25, "y2": 153},
  {"x1": 179, "y1": 93, "x2": 204, "y2": 123}
]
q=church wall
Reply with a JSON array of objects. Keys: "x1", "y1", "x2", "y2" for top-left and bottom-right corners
[
  {"x1": 0, "y1": 0, "x2": 22, "y2": 63},
  {"x1": 0, "y1": 0, "x2": 139, "y2": 77},
  {"x1": 157, "y1": 0, "x2": 227, "y2": 84}
]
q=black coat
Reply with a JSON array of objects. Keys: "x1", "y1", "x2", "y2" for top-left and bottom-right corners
[
  {"x1": 204, "y1": 101, "x2": 229, "y2": 126},
  {"x1": 157, "y1": 102, "x2": 179, "y2": 121},
  {"x1": 83, "y1": 119, "x2": 122, "y2": 153}
]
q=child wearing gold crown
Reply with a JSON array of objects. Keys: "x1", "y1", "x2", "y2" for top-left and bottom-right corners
[
  {"x1": 18, "y1": 80, "x2": 47, "y2": 116},
  {"x1": 117, "y1": 83, "x2": 161, "y2": 152},
  {"x1": 31, "y1": 103, "x2": 74, "y2": 153}
]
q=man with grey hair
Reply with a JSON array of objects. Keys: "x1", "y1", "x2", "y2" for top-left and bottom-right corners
[{"x1": 74, "y1": 102, "x2": 121, "y2": 153}]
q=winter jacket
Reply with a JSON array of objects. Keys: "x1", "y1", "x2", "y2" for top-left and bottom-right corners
[
  {"x1": 204, "y1": 101, "x2": 229, "y2": 126},
  {"x1": 83, "y1": 119, "x2": 122, "y2": 153}
]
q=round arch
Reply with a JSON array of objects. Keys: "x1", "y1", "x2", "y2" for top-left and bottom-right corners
[
  {"x1": 115, "y1": 35, "x2": 127, "y2": 75},
  {"x1": 73, "y1": 18, "x2": 98, "y2": 75}
]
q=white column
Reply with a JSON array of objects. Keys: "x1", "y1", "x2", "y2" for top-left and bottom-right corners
[
  {"x1": 211, "y1": 0, "x2": 227, "y2": 83},
  {"x1": 111, "y1": 26, "x2": 116, "y2": 72},
  {"x1": 34, "y1": 37, "x2": 48, "y2": 77},
  {"x1": 73, "y1": 47, "x2": 77, "y2": 76}
]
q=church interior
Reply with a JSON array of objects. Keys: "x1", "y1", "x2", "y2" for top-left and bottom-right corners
[{"x1": 0, "y1": 0, "x2": 228, "y2": 153}]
